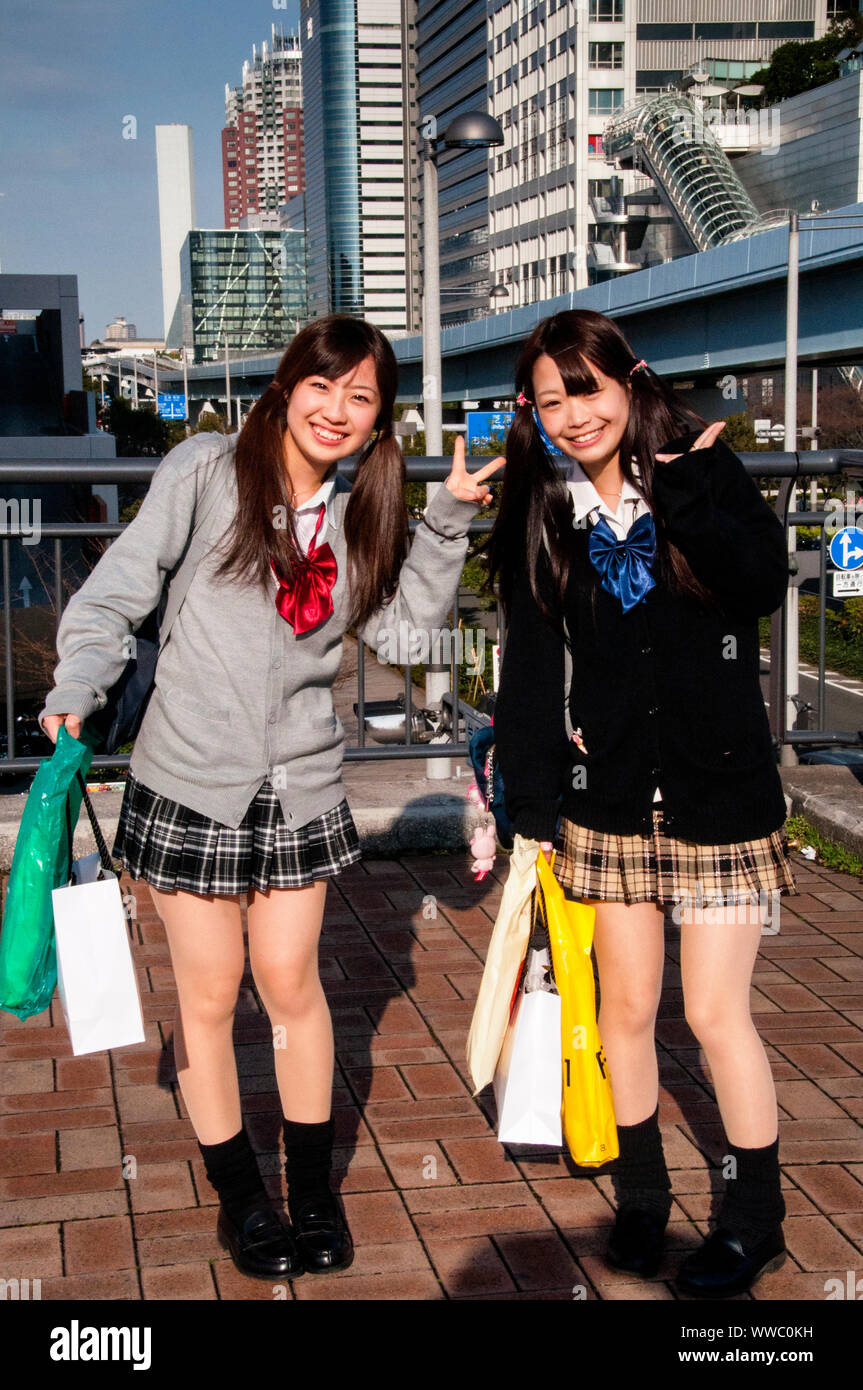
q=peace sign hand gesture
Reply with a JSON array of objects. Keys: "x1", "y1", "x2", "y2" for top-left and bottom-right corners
[
  {"x1": 655, "y1": 418, "x2": 725, "y2": 464},
  {"x1": 444, "y1": 435, "x2": 505, "y2": 506}
]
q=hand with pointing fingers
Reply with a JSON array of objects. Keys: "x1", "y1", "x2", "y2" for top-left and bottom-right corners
[
  {"x1": 444, "y1": 435, "x2": 505, "y2": 506},
  {"x1": 655, "y1": 419, "x2": 726, "y2": 464}
]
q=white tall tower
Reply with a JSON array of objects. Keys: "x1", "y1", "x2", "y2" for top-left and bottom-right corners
[{"x1": 155, "y1": 124, "x2": 197, "y2": 348}]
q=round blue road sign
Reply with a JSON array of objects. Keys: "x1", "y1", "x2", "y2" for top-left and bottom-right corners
[{"x1": 829, "y1": 527, "x2": 863, "y2": 571}]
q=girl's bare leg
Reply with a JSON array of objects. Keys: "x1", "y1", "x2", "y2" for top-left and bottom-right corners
[
  {"x1": 680, "y1": 910, "x2": 777, "y2": 1146},
  {"x1": 147, "y1": 884, "x2": 247, "y2": 1144},
  {"x1": 589, "y1": 899, "x2": 667, "y2": 1125},
  {"x1": 246, "y1": 879, "x2": 332, "y2": 1122}
]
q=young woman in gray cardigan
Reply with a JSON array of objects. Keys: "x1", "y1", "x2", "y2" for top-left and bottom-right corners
[{"x1": 39, "y1": 315, "x2": 502, "y2": 1281}]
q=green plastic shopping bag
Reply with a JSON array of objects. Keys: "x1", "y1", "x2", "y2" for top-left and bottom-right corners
[{"x1": 0, "y1": 726, "x2": 97, "y2": 1020}]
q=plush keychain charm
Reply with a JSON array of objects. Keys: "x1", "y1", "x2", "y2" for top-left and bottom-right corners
[
  {"x1": 466, "y1": 743, "x2": 500, "y2": 880},
  {"x1": 469, "y1": 820, "x2": 498, "y2": 881}
]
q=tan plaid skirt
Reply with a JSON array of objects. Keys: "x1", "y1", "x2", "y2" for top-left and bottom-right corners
[{"x1": 553, "y1": 807, "x2": 799, "y2": 907}]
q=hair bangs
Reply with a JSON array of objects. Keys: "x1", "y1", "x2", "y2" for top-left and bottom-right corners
[
  {"x1": 285, "y1": 320, "x2": 379, "y2": 395},
  {"x1": 553, "y1": 346, "x2": 604, "y2": 398}
]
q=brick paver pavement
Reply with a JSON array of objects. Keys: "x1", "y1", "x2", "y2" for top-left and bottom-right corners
[{"x1": 1, "y1": 847, "x2": 862, "y2": 1301}]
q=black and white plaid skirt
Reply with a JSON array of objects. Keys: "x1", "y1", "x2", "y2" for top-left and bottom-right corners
[
  {"x1": 553, "y1": 806, "x2": 798, "y2": 908},
  {"x1": 112, "y1": 770, "x2": 362, "y2": 896}
]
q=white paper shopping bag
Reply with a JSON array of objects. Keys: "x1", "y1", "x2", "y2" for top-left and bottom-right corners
[
  {"x1": 493, "y1": 981, "x2": 562, "y2": 1147},
  {"x1": 51, "y1": 871, "x2": 145, "y2": 1056}
]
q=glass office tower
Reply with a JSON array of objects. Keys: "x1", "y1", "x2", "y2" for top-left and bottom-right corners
[
  {"x1": 301, "y1": 0, "x2": 363, "y2": 318},
  {"x1": 179, "y1": 228, "x2": 307, "y2": 364}
]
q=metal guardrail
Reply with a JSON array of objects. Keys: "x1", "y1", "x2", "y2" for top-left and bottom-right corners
[{"x1": 2, "y1": 450, "x2": 863, "y2": 774}]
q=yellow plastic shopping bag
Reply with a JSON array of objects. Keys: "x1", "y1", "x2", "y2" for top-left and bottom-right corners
[{"x1": 536, "y1": 849, "x2": 619, "y2": 1167}]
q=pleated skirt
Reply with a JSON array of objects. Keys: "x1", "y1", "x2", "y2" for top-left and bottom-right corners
[
  {"x1": 112, "y1": 770, "x2": 362, "y2": 896},
  {"x1": 553, "y1": 806, "x2": 798, "y2": 910}
]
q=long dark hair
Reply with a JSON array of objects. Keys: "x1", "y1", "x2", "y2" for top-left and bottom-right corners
[
  {"x1": 484, "y1": 309, "x2": 715, "y2": 622},
  {"x1": 213, "y1": 314, "x2": 407, "y2": 629}
]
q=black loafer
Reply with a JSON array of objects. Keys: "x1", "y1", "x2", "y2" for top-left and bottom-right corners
[
  {"x1": 605, "y1": 1206, "x2": 668, "y2": 1278},
  {"x1": 674, "y1": 1225, "x2": 787, "y2": 1299},
  {"x1": 290, "y1": 1190, "x2": 354, "y2": 1274},
  {"x1": 216, "y1": 1203, "x2": 304, "y2": 1280}
]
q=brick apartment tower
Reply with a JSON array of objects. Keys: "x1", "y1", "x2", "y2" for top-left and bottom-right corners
[{"x1": 221, "y1": 21, "x2": 305, "y2": 228}]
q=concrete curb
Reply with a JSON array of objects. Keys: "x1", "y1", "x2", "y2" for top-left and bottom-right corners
[
  {"x1": 0, "y1": 791, "x2": 490, "y2": 872},
  {"x1": 779, "y1": 766, "x2": 863, "y2": 862}
]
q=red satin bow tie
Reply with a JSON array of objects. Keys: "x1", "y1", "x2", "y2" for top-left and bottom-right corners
[{"x1": 270, "y1": 502, "x2": 337, "y2": 635}]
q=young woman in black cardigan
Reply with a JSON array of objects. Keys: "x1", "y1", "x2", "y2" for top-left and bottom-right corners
[{"x1": 489, "y1": 309, "x2": 799, "y2": 1299}]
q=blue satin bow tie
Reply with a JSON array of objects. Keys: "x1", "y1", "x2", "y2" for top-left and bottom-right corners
[{"x1": 588, "y1": 512, "x2": 657, "y2": 612}]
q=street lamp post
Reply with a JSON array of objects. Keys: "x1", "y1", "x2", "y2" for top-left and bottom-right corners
[
  {"x1": 421, "y1": 110, "x2": 503, "y2": 780},
  {"x1": 782, "y1": 211, "x2": 800, "y2": 766}
]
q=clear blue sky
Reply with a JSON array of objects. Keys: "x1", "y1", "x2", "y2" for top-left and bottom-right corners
[{"x1": 1, "y1": 0, "x2": 301, "y2": 341}]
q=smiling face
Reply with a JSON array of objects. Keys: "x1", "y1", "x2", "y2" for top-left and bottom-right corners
[
  {"x1": 284, "y1": 354, "x2": 381, "y2": 470},
  {"x1": 531, "y1": 352, "x2": 631, "y2": 476}
]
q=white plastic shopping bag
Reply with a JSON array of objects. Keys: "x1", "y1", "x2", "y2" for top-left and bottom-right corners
[
  {"x1": 51, "y1": 856, "x2": 145, "y2": 1056},
  {"x1": 493, "y1": 947, "x2": 562, "y2": 1147}
]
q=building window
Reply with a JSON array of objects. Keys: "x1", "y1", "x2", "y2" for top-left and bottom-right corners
[
  {"x1": 589, "y1": 42, "x2": 623, "y2": 69},
  {"x1": 694, "y1": 23, "x2": 756, "y2": 40},
  {"x1": 588, "y1": 89, "x2": 624, "y2": 115},
  {"x1": 548, "y1": 253, "x2": 568, "y2": 296},
  {"x1": 589, "y1": 0, "x2": 624, "y2": 19},
  {"x1": 758, "y1": 22, "x2": 815, "y2": 38},
  {"x1": 635, "y1": 70, "x2": 685, "y2": 91},
  {"x1": 635, "y1": 23, "x2": 691, "y2": 40},
  {"x1": 588, "y1": 134, "x2": 604, "y2": 158}
]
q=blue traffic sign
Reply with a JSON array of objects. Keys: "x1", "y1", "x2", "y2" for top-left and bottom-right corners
[
  {"x1": 157, "y1": 393, "x2": 186, "y2": 420},
  {"x1": 829, "y1": 526, "x2": 863, "y2": 571},
  {"x1": 466, "y1": 411, "x2": 514, "y2": 449}
]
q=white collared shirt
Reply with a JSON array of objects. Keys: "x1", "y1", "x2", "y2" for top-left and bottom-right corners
[
  {"x1": 564, "y1": 456, "x2": 651, "y2": 539},
  {"x1": 270, "y1": 469, "x2": 339, "y2": 595},
  {"x1": 291, "y1": 470, "x2": 339, "y2": 553},
  {"x1": 563, "y1": 457, "x2": 663, "y2": 804}
]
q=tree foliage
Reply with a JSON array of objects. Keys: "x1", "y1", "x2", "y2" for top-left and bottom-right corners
[{"x1": 749, "y1": 12, "x2": 863, "y2": 105}]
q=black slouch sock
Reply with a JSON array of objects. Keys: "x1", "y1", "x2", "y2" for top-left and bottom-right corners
[
  {"x1": 198, "y1": 1124, "x2": 270, "y2": 1226},
  {"x1": 611, "y1": 1102, "x2": 673, "y2": 1222},
  {"x1": 716, "y1": 1135, "x2": 786, "y2": 1254},
  {"x1": 282, "y1": 1116, "x2": 335, "y2": 1220}
]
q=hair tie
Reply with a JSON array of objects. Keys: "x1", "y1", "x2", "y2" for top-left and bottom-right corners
[
  {"x1": 629, "y1": 359, "x2": 648, "y2": 377},
  {"x1": 516, "y1": 391, "x2": 531, "y2": 406}
]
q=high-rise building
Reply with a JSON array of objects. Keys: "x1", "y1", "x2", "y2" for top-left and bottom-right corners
[
  {"x1": 486, "y1": 1, "x2": 830, "y2": 303},
  {"x1": 155, "y1": 124, "x2": 197, "y2": 348},
  {"x1": 222, "y1": 23, "x2": 305, "y2": 230},
  {"x1": 179, "y1": 228, "x2": 307, "y2": 365},
  {"x1": 300, "y1": 0, "x2": 420, "y2": 331},
  {"x1": 104, "y1": 316, "x2": 137, "y2": 341},
  {"x1": 415, "y1": 1, "x2": 491, "y2": 327}
]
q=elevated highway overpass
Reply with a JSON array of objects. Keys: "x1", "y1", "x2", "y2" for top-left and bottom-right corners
[{"x1": 95, "y1": 202, "x2": 863, "y2": 411}]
